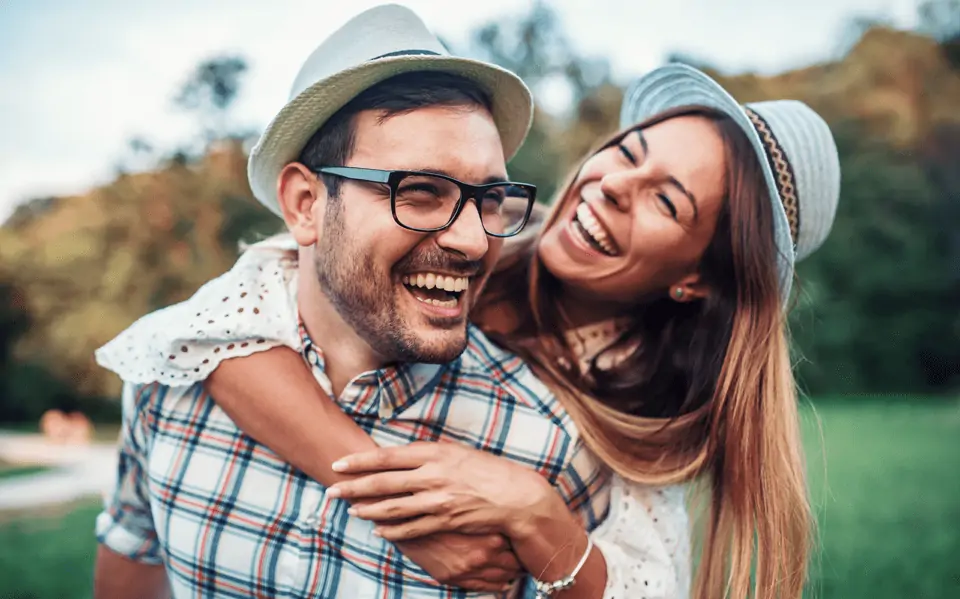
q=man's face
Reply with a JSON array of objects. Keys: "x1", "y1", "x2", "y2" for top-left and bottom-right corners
[{"x1": 313, "y1": 105, "x2": 506, "y2": 364}]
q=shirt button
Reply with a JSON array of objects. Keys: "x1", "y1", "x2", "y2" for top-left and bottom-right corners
[{"x1": 303, "y1": 514, "x2": 319, "y2": 528}]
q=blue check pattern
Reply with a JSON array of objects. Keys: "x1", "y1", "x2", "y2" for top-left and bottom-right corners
[{"x1": 96, "y1": 324, "x2": 611, "y2": 598}]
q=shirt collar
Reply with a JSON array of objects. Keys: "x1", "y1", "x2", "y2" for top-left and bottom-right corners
[{"x1": 298, "y1": 322, "x2": 446, "y2": 419}]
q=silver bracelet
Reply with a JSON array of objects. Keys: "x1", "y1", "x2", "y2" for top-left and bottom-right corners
[{"x1": 533, "y1": 537, "x2": 594, "y2": 598}]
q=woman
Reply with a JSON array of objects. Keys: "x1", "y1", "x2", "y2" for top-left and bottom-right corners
[{"x1": 98, "y1": 64, "x2": 840, "y2": 599}]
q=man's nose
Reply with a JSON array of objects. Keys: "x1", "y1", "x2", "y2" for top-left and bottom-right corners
[{"x1": 434, "y1": 199, "x2": 489, "y2": 261}]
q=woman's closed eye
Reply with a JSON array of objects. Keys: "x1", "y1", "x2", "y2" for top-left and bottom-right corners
[
  {"x1": 618, "y1": 142, "x2": 637, "y2": 165},
  {"x1": 658, "y1": 192, "x2": 678, "y2": 220}
]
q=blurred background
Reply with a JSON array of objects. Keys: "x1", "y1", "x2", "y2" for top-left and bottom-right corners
[{"x1": 0, "y1": 0, "x2": 957, "y2": 597}]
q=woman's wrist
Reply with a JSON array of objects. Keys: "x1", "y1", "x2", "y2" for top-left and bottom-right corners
[
  {"x1": 504, "y1": 477, "x2": 566, "y2": 540},
  {"x1": 503, "y1": 481, "x2": 593, "y2": 583},
  {"x1": 512, "y1": 515, "x2": 592, "y2": 586}
]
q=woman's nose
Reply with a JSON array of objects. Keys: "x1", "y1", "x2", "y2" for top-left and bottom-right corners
[{"x1": 599, "y1": 169, "x2": 636, "y2": 213}]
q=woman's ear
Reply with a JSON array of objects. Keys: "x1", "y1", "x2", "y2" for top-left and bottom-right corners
[
  {"x1": 277, "y1": 163, "x2": 325, "y2": 246},
  {"x1": 668, "y1": 273, "x2": 711, "y2": 303}
]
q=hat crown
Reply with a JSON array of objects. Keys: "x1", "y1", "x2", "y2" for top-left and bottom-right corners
[
  {"x1": 289, "y1": 4, "x2": 448, "y2": 101},
  {"x1": 743, "y1": 100, "x2": 841, "y2": 260}
]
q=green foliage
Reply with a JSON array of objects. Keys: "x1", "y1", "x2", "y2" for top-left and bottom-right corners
[
  {"x1": 790, "y1": 121, "x2": 960, "y2": 394},
  {"x1": 174, "y1": 55, "x2": 251, "y2": 151}
]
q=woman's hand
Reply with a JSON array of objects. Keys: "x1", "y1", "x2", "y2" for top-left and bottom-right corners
[{"x1": 328, "y1": 441, "x2": 558, "y2": 541}]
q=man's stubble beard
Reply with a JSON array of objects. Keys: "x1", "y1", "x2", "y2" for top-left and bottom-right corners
[{"x1": 312, "y1": 199, "x2": 469, "y2": 364}]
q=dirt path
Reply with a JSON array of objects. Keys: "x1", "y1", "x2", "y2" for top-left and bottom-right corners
[{"x1": 0, "y1": 432, "x2": 117, "y2": 510}]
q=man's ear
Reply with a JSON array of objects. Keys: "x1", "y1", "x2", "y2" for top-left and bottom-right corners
[
  {"x1": 668, "y1": 272, "x2": 711, "y2": 303},
  {"x1": 277, "y1": 163, "x2": 325, "y2": 246}
]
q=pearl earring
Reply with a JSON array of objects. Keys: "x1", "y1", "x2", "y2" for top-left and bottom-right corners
[{"x1": 673, "y1": 287, "x2": 684, "y2": 300}]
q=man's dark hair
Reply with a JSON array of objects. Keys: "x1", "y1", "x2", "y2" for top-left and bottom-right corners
[{"x1": 298, "y1": 71, "x2": 494, "y2": 197}]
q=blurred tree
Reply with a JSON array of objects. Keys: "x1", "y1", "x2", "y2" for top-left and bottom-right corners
[
  {"x1": 791, "y1": 121, "x2": 958, "y2": 393},
  {"x1": 468, "y1": 2, "x2": 616, "y2": 201},
  {"x1": 4, "y1": 197, "x2": 61, "y2": 230},
  {"x1": 0, "y1": 276, "x2": 88, "y2": 423},
  {"x1": 918, "y1": 0, "x2": 960, "y2": 68},
  {"x1": 834, "y1": 14, "x2": 897, "y2": 58},
  {"x1": 174, "y1": 55, "x2": 250, "y2": 149},
  {"x1": 665, "y1": 51, "x2": 717, "y2": 71},
  {"x1": 0, "y1": 278, "x2": 28, "y2": 382}
]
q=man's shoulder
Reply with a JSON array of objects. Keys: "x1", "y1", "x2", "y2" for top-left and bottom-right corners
[
  {"x1": 122, "y1": 380, "x2": 204, "y2": 403},
  {"x1": 458, "y1": 326, "x2": 570, "y2": 423},
  {"x1": 120, "y1": 380, "x2": 210, "y2": 424}
]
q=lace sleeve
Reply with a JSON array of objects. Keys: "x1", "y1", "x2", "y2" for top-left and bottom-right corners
[
  {"x1": 94, "y1": 234, "x2": 302, "y2": 387},
  {"x1": 591, "y1": 476, "x2": 691, "y2": 599}
]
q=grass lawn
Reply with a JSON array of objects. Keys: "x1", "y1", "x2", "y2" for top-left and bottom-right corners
[
  {"x1": 0, "y1": 458, "x2": 49, "y2": 481},
  {"x1": 0, "y1": 500, "x2": 100, "y2": 599},
  {"x1": 0, "y1": 400, "x2": 957, "y2": 599},
  {"x1": 802, "y1": 399, "x2": 960, "y2": 599}
]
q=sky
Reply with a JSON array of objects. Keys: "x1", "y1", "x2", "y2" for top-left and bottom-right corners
[{"x1": 0, "y1": 0, "x2": 920, "y2": 221}]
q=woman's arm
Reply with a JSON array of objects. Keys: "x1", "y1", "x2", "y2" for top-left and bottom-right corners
[
  {"x1": 331, "y1": 445, "x2": 691, "y2": 599},
  {"x1": 204, "y1": 349, "x2": 522, "y2": 593},
  {"x1": 206, "y1": 347, "x2": 376, "y2": 486}
]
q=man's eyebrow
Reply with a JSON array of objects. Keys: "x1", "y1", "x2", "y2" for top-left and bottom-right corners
[
  {"x1": 636, "y1": 129, "x2": 699, "y2": 220},
  {"x1": 409, "y1": 168, "x2": 510, "y2": 185}
]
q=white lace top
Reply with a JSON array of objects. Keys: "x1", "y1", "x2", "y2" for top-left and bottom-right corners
[{"x1": 96, "y1": 234, "x2": 691, "y2": 599}]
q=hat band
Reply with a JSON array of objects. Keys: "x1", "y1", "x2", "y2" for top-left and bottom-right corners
[
  {"x1": 744, "y1": 108, "x2": 800, "y2": 246},
  {"x1": 371, "y1": 49, "x2": 443, "y2": 60}
]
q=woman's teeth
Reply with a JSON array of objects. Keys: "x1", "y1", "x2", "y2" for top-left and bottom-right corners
[
  {"x1": 401, "y1": 273, "x2": 470, "y2": 308},
  {"x1": 574, "y1": 202, "x2": 618, "y2": 256}
]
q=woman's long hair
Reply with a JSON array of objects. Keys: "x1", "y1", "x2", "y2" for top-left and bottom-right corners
[{"x1": 479, "y1": 107, "x2": 811, "y2": 599}]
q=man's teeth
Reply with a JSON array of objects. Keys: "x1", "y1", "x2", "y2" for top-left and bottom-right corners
[
  {"x1": 401, "y1": 273, "x2": 470, "y2": 292},
  {"x1": 414, "y1": 296, "x2": 458, "y2": 308},
  {"x1": 575, "y1": 203, "x2": 617, "y2": 255},
  {"x1": 401, "y1": 273, "x2": 469, "y2": 307}
]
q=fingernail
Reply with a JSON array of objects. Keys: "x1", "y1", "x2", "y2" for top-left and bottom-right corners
[
  {"x1": 327, "y1": 486, "x2": 341, "y2": 498},
  {"x1": 371, "y1": 528, "x2": 381, "y2": 537},
  {"x1": 347, "y1": 507, "x2": 357, "y2": 516},
  {"x1": 331, "y1": 460, "x2": 348, "y2": 472}
]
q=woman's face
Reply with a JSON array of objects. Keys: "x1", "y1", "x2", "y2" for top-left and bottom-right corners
[{"x1": 538, "y1": 114, "x2": 729, "y2": 303}]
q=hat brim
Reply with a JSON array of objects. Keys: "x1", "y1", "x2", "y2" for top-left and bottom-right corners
[
  {"x1": 619, "y1": 64, "x2": 796, "y2": 302},
  {"x1": 248, "y1": 55, "x2": 533, "y2": 217}
]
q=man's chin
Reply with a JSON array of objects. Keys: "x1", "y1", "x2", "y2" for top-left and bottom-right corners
[{"x1": 402, "y1": 328, "x2": 469, "y2": 364}]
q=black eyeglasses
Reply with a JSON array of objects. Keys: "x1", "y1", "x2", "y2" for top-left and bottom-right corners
[{"x1": 315, "y1": 166, "x2": 537, "y2": 238}]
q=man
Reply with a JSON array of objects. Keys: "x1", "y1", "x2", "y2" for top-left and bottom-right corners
[{"x1": 93, "y1": 5, "x2": 608, "y2": 598}]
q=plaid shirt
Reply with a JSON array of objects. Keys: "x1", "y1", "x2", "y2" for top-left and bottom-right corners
[{"x1": 97, "y1": 324, "x2": 611, "y2": 598}]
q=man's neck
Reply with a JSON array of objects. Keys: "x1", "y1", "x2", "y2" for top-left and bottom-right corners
[{"x1": 297, "y1": 262, "x2": 385, "y2": 398}]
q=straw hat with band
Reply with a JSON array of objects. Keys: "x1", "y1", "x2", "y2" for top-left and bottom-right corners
[
  {"x1": 620, "y1": 64, "x2": 841, "y2": 303},
  {"x1": 247, "y1": 3, "x2": 534, "y2": 217}
]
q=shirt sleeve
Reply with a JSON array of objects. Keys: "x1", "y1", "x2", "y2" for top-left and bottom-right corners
[
  {"x1": 591, "y1": 477, "x2": 692, "y2": 599},
  {"x1": 94, "y1": 234, "x2": 302, "y2": 387},
  {"x1": 550, "y1": 439, "x2": 613, "y2": 532},
  {"x1": 95, "y1": 382, "x2": 164, "y2": 564}
]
